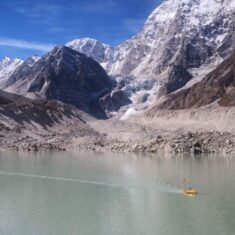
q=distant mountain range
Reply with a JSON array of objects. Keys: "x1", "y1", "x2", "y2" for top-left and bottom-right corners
[{"x1": 0, "y1": 0, "x2": 235, "y2": 119}]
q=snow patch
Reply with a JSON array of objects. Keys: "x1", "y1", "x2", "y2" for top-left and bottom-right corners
[
  {"x1": 121, "y1": 108, "x2": 139, "y2": 121},
  {"x1": 66, "y1": 38, "x2": 114, "y2": 70},
  {"x1": 0, "y1": 57, "x2": 23, "y2": 88}
]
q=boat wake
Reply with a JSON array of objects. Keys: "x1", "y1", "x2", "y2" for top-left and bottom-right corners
[{"x1": 0, "y1": 170, "x2": 182, "y2": 193}]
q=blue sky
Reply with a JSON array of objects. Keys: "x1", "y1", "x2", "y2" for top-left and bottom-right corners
[{"x1": 0, "y1": 0, "x2": 162, "y2": 59}]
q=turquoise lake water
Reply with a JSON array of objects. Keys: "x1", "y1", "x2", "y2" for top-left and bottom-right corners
[{"x1": 0, "y1": 151, "x2": 234, "y2": 235}]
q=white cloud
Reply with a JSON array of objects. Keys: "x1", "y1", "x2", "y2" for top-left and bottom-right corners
[
  {"x1": 14, "y1": 3, "x2": 65, "y2": 33},
  {"x1": 0, "y1": 38, "x2": 54, "y2": 52},
  {"x1": 15, "y1": 4, "x2": 63, "y2": 19}
]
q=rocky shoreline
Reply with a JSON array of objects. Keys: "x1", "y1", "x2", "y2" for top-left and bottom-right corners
[
  {"x1": 76, "y1": 131, "x2": 235, "y2": 155},
  {"x1": 1, "y1": 131, "x2": 234, "y2": 156}
]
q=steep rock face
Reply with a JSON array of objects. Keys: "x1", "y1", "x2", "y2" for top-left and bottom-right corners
[
  {"x1": 99, "y1": 89, "x2": 132, "y2": 113},
  {"x1": 6, "y1": 46, "x2": 114, "y2": 118},
  {"x1": 113, "y1": 0, "x2": 234, "y2": 71},
  {"x1": 108, "y1": 0, "x2": 235, "y2": 91},
  {"x1": 149, "y1": 52, "x2": 235, "y2": 111},
  {"x1": 64, "y1": 0, "x2": 235, "y2": 116},
  {"x1": 2, "y1": 0, "x2": 235, "y2": 119},
  {"x1": 0, "y1": 57, "x2": 23, "y2": 88},
  {"x1": 66, "y1": 38, "x2": 115, "y2": 70}
]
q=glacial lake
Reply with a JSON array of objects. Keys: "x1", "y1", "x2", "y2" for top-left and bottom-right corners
[{"x1": 0, "y1": 151, "x2": 235, "y2": 235}]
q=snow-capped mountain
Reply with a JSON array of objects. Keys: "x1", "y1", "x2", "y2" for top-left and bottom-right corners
[
  {"x1": 1, "y1": 0, "x2": 235, "y2": 119},
  {"x1": 109, "y1": 0, "x2": 235, "y2": 90},
  {"x1": 0, "y1": 57, "x2": 23, "y2": 88},
  {"x1": 3, "y1": 56, "x2": 41, "y2": 93},
  {"x1": 67, "y1": 0, "x2": 235, "y2": 82},
  {"x1": 66, "y1": 38, "x2": 115, "y2": 70},
  {"x1": 5, "y1": 46, "x2": 114, "y2": 118},
  {"x1": 0, "y1": 56, "x2": 41, "y2": 90},
  {"x1": 64, "y1": 0, "x2": 235, "y2": 118}
]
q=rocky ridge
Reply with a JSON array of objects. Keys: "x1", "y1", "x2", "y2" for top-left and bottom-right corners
[
  {"x1": 5, "y1": 46, "x2": 115, "y2": 118},
  {"x1": 66, "y1": 0, "x2": 235, "y2": 116},
  {"x1": 148, "y1": 51, "x2": 235, "y2": 111},
  {"x1": 66, "y1": 38, "x2": 115, "y2": 69},
  {"x1": 110, "y1": 0, "x2": 235, "y2": 81}
]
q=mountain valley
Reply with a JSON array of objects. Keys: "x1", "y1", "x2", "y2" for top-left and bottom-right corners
[{"x1": 0, "y1": 0, "x2": 235, "y2": 154}]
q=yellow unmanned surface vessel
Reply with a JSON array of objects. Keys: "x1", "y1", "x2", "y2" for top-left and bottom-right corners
[{"x1": 183, "y1": 188, "x2": 198, "y2": 196}]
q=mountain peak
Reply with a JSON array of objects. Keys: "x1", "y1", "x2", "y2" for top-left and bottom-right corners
[
  {"x1": 0, "y1": 57, "x2": 23, "y2": 89},
  {"x1": 67, "y1": 38, "x2": 112, "y2": 49},
  {"x1": 4, "y1": 44, "x2": 114, "y2": 118},
  {"x1": 50, "y1": 45, "x2": 69, "y2": 53},
  {"x1": 66, "y1": 38, "x2": 114, "y2": 65},
  {"x1": 108, "y1": 0, "x2": 235, "y2": 78},
  {"x1": 0, "y1": 57, "x2": 23, "y2": 66},
  {"x1": 1, "y1": 57, "x2": 11, "y2": 63},
  {"x1": 146, "y1": 0, "x2": 234, "y2": 28}
]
